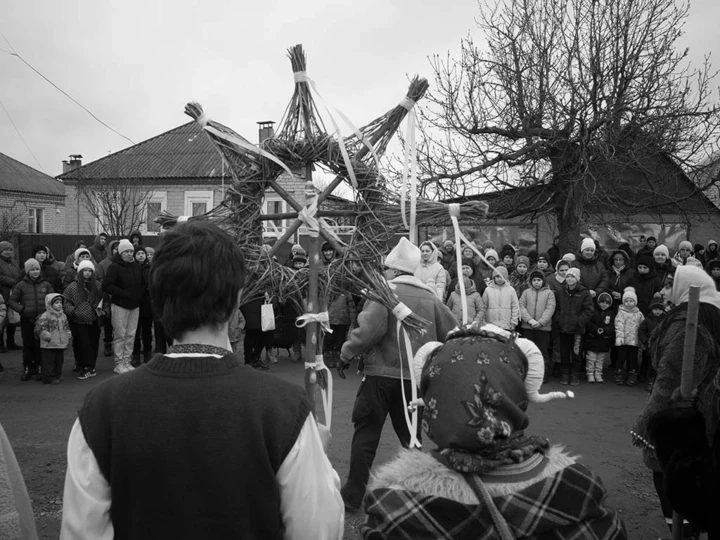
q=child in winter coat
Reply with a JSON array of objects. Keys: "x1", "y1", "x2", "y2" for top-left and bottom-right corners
[
  {"x1": 35, "y1": 293, "x2": 71, "y2": 384},
  {"x1": 584, "y1": 292, "x2": 615, "y2": 383},
  {"x1": 477, "y1": 266, "x2": 519, "y2": 331},
  {"x1": 447, "y1": 258, "x2": 486, "y2": 301},
  {"x1": 534, "y1": 252, "x2": 553, "y2": 277},
  {"x1": 446, "y1": 276, "x2": 483, "y2": 324},
  {"x1": 554, "y1": 267, "x2": 594, "y2": 385},
  {"x1": 9, "y1": 258, "x2": 54, "y2": 382},
  {"x1": 509, "y1": 255, "x2": 531, "y2": 298},
  {"x1": 519, "y1": 270, "x2": 556, "y2": 374},
  {"x1": 614, "y1": 287, "x2": 645, "y2": 386},
  {"x1": 638, "y1": 294, "x2": 666, "y2": 391}
]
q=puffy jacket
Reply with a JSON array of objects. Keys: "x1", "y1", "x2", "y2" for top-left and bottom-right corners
[
  {"x1": 519, "y1": 286, "x2": 556, "y2": 331},
  {"x1": 414, "y1": 245, "x2": 447, "y2": 300},
  {"x1": 0, "y1": 254, "x2": 20, "y2": 303},
  {"x1": 35, "y1": 293, "x2": 71, "y2": 349},
  {"x1": 8, "y1": 275, "x2": 54, "y2": 319},
  {"x1": 102, "y1": 254, "x2": 145, "y2": 310},
  {"x1": 446, "y1": 282, "x2": 483, "y2": 324},
  {"x1": 584, "y1": 306, "x2": 615, "y2": 353},
  {"x1": 341, "y1": 275, "x2": 457, "y2": 380},
  {"x1": 19, "y1": 259, "x2": 62, "y2": 293},
  {"x1": 629, "y1": 271, "x2": 663, "y2": 315},
  {"x1": 555, "y1": 282, "x2": 594, "y2": 334},
  {"x1": 477, "y1": 282, "x2": 520, "y2": 331},
  {"x1": 572, "y1": 254, "x2": 609, "y2": 296},
  {"x1": 64, "y1": 277, "x2": 103, "y2": 325},
  {"x1": 614, "y1": 305, "x2": 644, "y2": 346}
]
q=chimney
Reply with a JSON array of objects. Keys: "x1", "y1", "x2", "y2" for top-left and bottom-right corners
[
  {"x1": 257, "y1": 121, "x2": 275, "y2": 143},
  {"x1": 63, "y1": 154, "x2": 83, "y2": 173}
]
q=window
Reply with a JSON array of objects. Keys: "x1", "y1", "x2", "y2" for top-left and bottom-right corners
[
  {"x1": 28, "y1": 208, "x2": 44, "y2": 233},
  {"x1": 184, "y1": 190, "x2": 214, "y2": 217},
  {"x1": 144, "y1": 192, "x2": 167, "y2": 234},
  {"x1": 263, "y1": 198, "x2": 287, "y2": 237}
]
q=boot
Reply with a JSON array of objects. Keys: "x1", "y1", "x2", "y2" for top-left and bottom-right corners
[
  {"x1": 0, "y1": 341, "x2": 6, "y2": 354},
  {"x1": 6, "y1": 335, "x2": 19, "y2": 350},
  {"x1": 559, "y1": 370, "x2": 570, "y2": 385},
  {"x1": 104, "y1": 343, "x2": 113, "y2": 357},
  {"x1": 34, "y1": 365, "x2": 43, "y2": 381},
  {"x1": 20, "y1": 366, "x2": 32, "y2": 381},
  {"x1": 594, "y1": 363, "x2": 604, "y2": 383},
  {"x1": 585, "y1": 356, "x2": 596, "y2": 383},
  {"x1": 626, "y1": 370, "x2": 638, "y2": 387},
  {"x1": 614, "y1": 369, "x2": 626, "y2": 386},
  {"x1": 131, "y1": 352, "x2": 140, "y2": 367}
]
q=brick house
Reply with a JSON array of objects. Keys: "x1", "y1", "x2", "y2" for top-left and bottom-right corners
[
  {"x1": 0, "y1": 152, "x2": 65, "y2": 235},
  {"x1": 58, "y1": 121, "x2": 355, "y2": 241}
]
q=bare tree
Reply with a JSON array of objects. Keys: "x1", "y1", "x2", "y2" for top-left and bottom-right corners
[
  {"x1": 76, "y1": 182, "x2": 154, "y2": 237},
  {"x1": 0, "y1": 208, "x2": 24, "y2": 242},
  {"x1": 416, "y1": 0, "x2": 720, "y2": 252}
]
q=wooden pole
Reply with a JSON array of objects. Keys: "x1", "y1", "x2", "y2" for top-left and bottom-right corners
[
  {"x1": 303, "y1": 172, "x2": 319, "y2": 417},
  {"x1": 672, "y1": 284, "x2": 700, "y2": 540}
]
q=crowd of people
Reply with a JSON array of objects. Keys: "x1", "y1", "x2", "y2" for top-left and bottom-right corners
[
  {"x1": 0, "y1": 232, "x2": 162, "y2": 382},
  {"x1": 0, "y1": 226, "x2": 717, "y2": 539}
]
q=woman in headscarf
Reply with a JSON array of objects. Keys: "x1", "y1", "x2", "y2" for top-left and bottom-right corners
[
  {"x1": 362, "y1": 323, "x2": 626, "y2": 539},
  {"x1": 633, "y1": 265, "x2": 720, "y2": 537},
  {"x1": 414, "y1": 241, "x2": 447, "y2": 300}
]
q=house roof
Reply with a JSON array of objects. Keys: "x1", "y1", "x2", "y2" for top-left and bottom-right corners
[
  {"x1": 58, "y1": 122, "x2": 225, "y2": 182},
  {"x1": 0, "y1": 152, "x2": 65, "y2": 197}
]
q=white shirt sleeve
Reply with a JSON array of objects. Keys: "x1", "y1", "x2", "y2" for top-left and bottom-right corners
[
  {"x1": 277, "y1": 416, "x2": 344, "y2": 540},
  {"x1": 59, "y1": 419, "x2": 113, "y2": 540},
  {"x1": 60, "y1": 416, "x2": 344, "y2": 540}
]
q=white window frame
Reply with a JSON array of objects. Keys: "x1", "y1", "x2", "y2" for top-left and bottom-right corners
[
  {"x1": 28, "y1": 208, "x2": 44, "y2": 233},
  {"x1": 143, "y1": 191, "x2": 168, "y2": 235},
  {"x1": 262, "y1": 197, "x2": 288, "y2": 238},
  {"x1": 184, "y1": 190, "x2": 214, "y2": 217}
]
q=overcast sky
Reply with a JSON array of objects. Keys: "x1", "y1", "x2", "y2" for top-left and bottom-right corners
[{"x1": 1, "y1": 0, "x2": 718, "y2": 178}]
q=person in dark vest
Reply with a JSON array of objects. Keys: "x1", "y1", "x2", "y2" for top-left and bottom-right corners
[{"x1": 60, "y1": 221, "x2": 343, "y2": 539}]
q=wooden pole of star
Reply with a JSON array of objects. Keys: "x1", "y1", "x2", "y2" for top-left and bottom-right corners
[{"x1": 303, "y1": 174, "x2": 320, "y2": 416}]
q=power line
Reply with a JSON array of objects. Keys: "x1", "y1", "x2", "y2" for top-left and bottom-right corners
[{"x1": 0, "y1": 97, "x2": 47, "y2": 173}]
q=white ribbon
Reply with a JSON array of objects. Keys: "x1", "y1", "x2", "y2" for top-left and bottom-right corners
[
  {"x1": 448, "y1": 202, "x2": 496, "y2": 275},
  {"x1": 291, "y1": 71, "x2": 382, "y2": 188},
  {"x1": 196, "y1": 113, "x2": 210, "y2": 127},
  {"x1": 396, "y1": 319, "x2": 421, "y2": 449},
  {"x1": 449, "y1": 204, "x2": 468, "y2": 325},
  {"x1": 296, "y1": 311, "x2": 333, "y2": 334},
  {"x1": 401, "y1": 108, "x2": 418, "y2": 244},
  {"x1": 177, "y1": 216, "x2": 189, "y2": 223},
  {"x1": 304, "y1": 354, "x2": 334, "y2": 430},
  {"x1": 399, "y1": 97, "x2": 416, "y2": 111}
]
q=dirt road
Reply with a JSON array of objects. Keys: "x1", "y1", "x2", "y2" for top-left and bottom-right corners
[{"x1": 0, "y1": 347, "x2": 665, "y2": 539}]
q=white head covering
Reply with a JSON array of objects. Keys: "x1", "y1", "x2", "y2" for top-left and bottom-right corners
[
  {"x1": 580, "y1": 238, "x2": 595, "y2": 252},
  {"x1": 670, "y1": 266, "x2": 720, "y2": 311},
  {"x1": 384, "y1": 237, "x2": 421, "y2": 274}
]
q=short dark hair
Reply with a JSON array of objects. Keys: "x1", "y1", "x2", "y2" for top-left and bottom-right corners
[{"x1": 150, "y1": 222, "x2": 246, "y2": 340}]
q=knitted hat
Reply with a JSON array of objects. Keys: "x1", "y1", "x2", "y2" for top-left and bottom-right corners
[
  {"x1": 597, "y1": 292, "x2": 613, "y2": 305},
  {"x1": 117, "y1": 239, "x2": 134, "y2": 254},
  {"x1": 649, "y1": 294, "x2": 665, "y2": 310},
  {"x1": 321, "y1": 242, "x2": 334, "y2": 252},
  {"x1": 529, "y1": 269, "x2": 545, "y2": 283},
  {"x1": 654, "y1": 244, "x2": 669, "y2": 257},
  {"x1": 443, "y1": 240, "x2": 454, "y2": 249},
  {"x1": 384, "y1": 237, "x2": 421, "y2": 274},
  {"x1": 484, "y1": 248, "x2": 499, "y2": 262},
  {"x1": 708, "y1": 259, "x2": 720, "y2": 271},
  {"x1": 460, "y1": 258, "x2": 475, "y2": 273},
  {"x1": 77, "y1": 260, "x2": 95, "y2": 274},
  {"x1": 0, "y1": 241, "x2": 12, "y2": 252},
  {"x1": 411, "y1": 324, "x2": 571, "y2": 471},
  {"x1": 537, "y1": 252, "x2": 549, "y2": 263},
  {"x1": 481, "y1": 240, "x2": 495, "y2": 251},
  {"x1": 501, "y1": 244, "x2": 515, "y2": 256},
  {"x1": 74, "y1": 247, "x2": 91, "y2": 260},
  {"x1": 566, "y1": 267, "x2": 581, "y2": 280},
  {"x1": 134, "y1": 245, "x2": 148, "y2": 256},
  {"x1": 610, "y1": 249, "x2": 629, "y2": 265},
  {"x1": 145, "y1": 247, "x2": 155, "y2": 255},
  {"x1": 646, "y1": 236, "x2": 657, "y2": 243},
  {"x1": 291, "y1": 243, "x2": 304, "y2": 254},
  {"x1": 562, "y1": 253, "x2": 576, "y2": 262},
  {"x1": 679, "y1": 240, "x2": 693, "y2": 251},
  {"x1": 555, "y1": 259, "x2": 571, "y2": 271},
  {"x1": 500, "y1": 249, "x2": 514, "y2": 261},
  {"x1": 622, "y1": 287, "x2": 638, "y2": 304},
  {"x1": 515, "y1": 255, "x2": 529, "y2": 268},
  {"x1": 292, "y1": 253, "x2": 308, "y2": 266},
  {"x1": 24, "y1": 258, "x2": 40, "y2": 273},
  {"x1": 636, "y1": 253, "x2": 654, "y2": 269},
  {"x1": 492, "y1": 266, "x2": 509, "y2": 283},
  {"x1": 580, "y1": 238, "x2": 595, "y2": 252},
  {"x1": 31, "y1": 244, "x2": 47, "y2": 256}
]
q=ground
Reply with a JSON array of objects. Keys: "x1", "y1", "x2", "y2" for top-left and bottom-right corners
[{"x1": 0, "y1": 345, "x2": 666, "y2": 539}]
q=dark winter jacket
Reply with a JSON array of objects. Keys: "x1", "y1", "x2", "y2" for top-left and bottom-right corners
[
  {"x1": 129, "y1": 230, "x2": 144, "y2": 247},
  {"x1": 327, "y1": 292, "x2": 356, "y2": 326},
  {"x1": 608, "y1": 265, "x2": 635, "y2": 307},
  {"x1": 547, "y1": 245, "x2": 561, "y2": 268},
  {"x1": 18, "y1": 258, "x2": 62, "y2": 293},
  {"x1": 629, "y1": 271, "x2": 663, "y2": 315},
  {"x1": 138, "y1": 262, "x2": 152, "y2": 319},
  {"x1": 88, "y1": 233, "x2": 108, "y2": 263},
  {"x1": 64, "y1": 277, "x2": 103, "y2": 325},
  {"x1": 555, "y1": 282, "x2": 594, "y2": 334},
  {"x1": 102, "y1": 254, "x2": 145, "y2": 310},
  {"x1": 8, "y1": 275, "x2": 54, "y2": 319},
  {"x1": 653, "y1": 260, "x2": 675, "y2": 286},
  {"x1": 638, "y1": 312, "x2": 666, "y2": 347},
  {"x1": 96, "y1": 240, "x2": 120, "y2": 283},
  {"x1": 0, "y1": 254, "x2": 20, "y2": 303},
  {"x1": 572, "y1": 254, "x2": 609, "y2": 296},
  {"x1": 585, "y1": 305, "x2": 615, "y2": 353}
]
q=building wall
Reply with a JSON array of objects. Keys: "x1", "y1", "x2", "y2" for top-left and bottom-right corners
[{"x1": 0, "y1": 190, "x2": 65, "y2": 234}]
